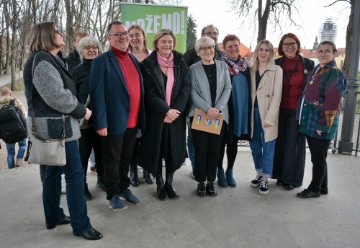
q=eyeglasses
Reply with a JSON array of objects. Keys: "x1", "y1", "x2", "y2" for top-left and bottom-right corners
[
  {"x1": 129, "y1": 33, "x2": 142, "y2": 38},
  {"x1": 84, "y1": 45, "x2": 99, "y2": 50},
  {"x1": 108, "y1": 31, "x2": 129, "y2": 37},
  {"x1": 199, "y1": 45, "x2": 215, "y2": 51},
  {"x1": 203, "y1": 32, "x2": 219, "y2": 36},
  {"x1": 54, "y1": 29, "x2": 63, "y2": 35},
  {"x1": 283, "y1": 42, "x2": 296, "y2": 48},
  {"x1": 317, "y1": 49, "x2": 333, "y2": 54}
]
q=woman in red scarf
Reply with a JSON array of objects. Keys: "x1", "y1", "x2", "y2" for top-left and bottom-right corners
[{"x1": 138, "y1": 29, "x2": 191, "y2": 200}]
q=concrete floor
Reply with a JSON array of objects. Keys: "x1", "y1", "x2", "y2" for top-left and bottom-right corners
[{"x1": 1, "y1": 149, "x2": 359, "y2": 248}]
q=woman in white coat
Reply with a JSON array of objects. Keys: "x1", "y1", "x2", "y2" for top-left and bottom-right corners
[{"x1": 249, "y1": 40, "x2": 282, "y2": 195}]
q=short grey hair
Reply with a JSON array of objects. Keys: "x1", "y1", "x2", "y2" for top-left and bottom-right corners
[
  {"x1": 194, "y1": 37, "x2": 215, "y2": 53},
  {"x1": 76, "y1": 36, "x2": 103, "y2": 61}
]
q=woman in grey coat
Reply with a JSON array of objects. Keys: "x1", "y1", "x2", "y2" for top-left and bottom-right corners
[
  {"x1": 188, "y1": 37, "x2": 232, "y2": 197},
  {"x1": 23, "y1": 21, "x2": 102, "y2": 240}
]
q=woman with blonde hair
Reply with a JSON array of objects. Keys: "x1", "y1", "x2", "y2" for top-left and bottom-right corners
[
  {"x1": 127, "y1": 24, "x2": 154, "y2": 186},
  {"x1": 138, "y1": 29, "x2": 191, "y2": 200},
  {"x1": 249, "y1": 40, "x2": 282, "y2": 195}
]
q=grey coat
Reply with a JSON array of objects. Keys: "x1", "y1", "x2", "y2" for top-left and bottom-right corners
[
  {"x1": 188, "y1": 60, "x2": 232, "y2": 123},
  {"x1": 23, "y1": 51, "x2": 86, "y2": 142}
]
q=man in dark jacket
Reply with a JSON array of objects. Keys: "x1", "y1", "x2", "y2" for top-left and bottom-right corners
[
  {"x1": 89, "y1": 21, "x2": 145, "y2": 211},
  {"x1": 65, "y1": 31, "x2": 88, "y2": 71}
]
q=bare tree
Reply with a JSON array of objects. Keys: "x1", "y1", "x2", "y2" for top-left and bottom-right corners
[
  {"x1": 229, "y1": 0, "x2": 298, "y2": 43},
  {"x1": 326, "y1": 0, "x2": 353, "y2": 76}
]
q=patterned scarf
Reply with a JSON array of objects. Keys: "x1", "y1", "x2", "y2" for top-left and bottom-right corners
[
  {"x1": 157, "y1": 52, "x2": 174, "y2": 105},
  {"x1": 221, "y1": 53, "x2": 248, "y2": 75}
]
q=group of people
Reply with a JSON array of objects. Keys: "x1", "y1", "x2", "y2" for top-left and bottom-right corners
[{"x1": 20, "y1": 20, "x2": 346, "y2": 241}]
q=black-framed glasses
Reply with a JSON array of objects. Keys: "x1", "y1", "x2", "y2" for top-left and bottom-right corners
[
  {"x1": 84, "y1": 45, "x2": 99, "y2": 50},
  {"x1": 109, "y1": 31, "x2": 129, "y2": 37},
  {"x1": 199, "y1": 45, "x2": 215, "y2": 51},
  {"x1": 283, "y1": 42, "x2": 296, "y2": 48}
]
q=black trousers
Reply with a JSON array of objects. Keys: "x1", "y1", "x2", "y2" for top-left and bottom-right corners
[
  {"x1": 78, "y1": 128, "x2": 103, "y2": 183},
  {"x1": 306, "y1": 135, "x2": 331, "y2": 193},
  {"x1": 218, "y1": 134, "x2": 239, "y2": 170},
  {"x1": 192, "y1": 123, "x2": 226, "y2": 183},
  {"x1": 273, "y1": 109, "x2": 306, "y2": 186},
  {"x1": 101, "y1": 127, "x2": 137, "y2": 200}
]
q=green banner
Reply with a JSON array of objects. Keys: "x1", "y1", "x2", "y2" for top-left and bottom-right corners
[{"x1": 120, "y1": 3, "x2": 188, "y2": 53}]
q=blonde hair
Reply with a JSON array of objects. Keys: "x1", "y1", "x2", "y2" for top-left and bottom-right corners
[
  {"x1": 128, "y1": 24, "x2": 148, "y2": 53},
  {"x1": 251, "y1": 40, "x2": 275, "y2": 72},
  {"x1": 153, "y1": 29, "x2": 176, "y2": 51}
]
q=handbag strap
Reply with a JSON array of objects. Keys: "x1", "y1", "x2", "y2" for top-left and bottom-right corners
[{"x1": 31, "y1": 53, "x2": 65, "y2": 140}]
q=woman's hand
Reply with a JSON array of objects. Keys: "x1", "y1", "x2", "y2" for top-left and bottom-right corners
[
  {"x1": 84, "y1": 108, "x2": 92, "y2": 120},
  {"x1": 207, "y1": 108, "x2": 219, "y2": 119},
  {"x1": 263, "y1": 122, "x2": 272, "y2": 128},
  {"x1": 166, "y1": 109, "x2": 180, "y2": 122},
  {"x1": 97, "y1": 128, "x2": 107, "y2": 137}
]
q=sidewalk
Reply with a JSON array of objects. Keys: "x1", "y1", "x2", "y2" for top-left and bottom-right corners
[{"x1": 0, "y1": 151, "x2": 359, "y2": 248}]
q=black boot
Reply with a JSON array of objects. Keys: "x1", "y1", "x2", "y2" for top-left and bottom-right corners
[
  {"x1": 165, "y1": 173, "x2": 180, "y2": 199},
  {"x1": 130, "y1": 163, "x2": 139, "y2": 187},
  {"x1": 156, "y1": 174, "x2": 166, "y2": 200},
  {"x1": 144, "y1": 170, "x2": 154, "y2": 184},
  {"x1": 84, "y1": 183, "x2": 93, "y2": 200}
]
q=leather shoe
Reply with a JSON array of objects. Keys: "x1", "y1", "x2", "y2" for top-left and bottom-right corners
[
  {"x1": 320, "y1": 188, "x2": 328, "y2": 195},
  {"x1": 46, "y1": 215, "x2": 71, "y2": 229},
  {"x1": 296, "y1": 189, "x2": 320, "y2": 198},
  {"x1": 74, "y1": 226, "x2": 103, "y2": 240},
  {"x1": 283, "y1": 184, "x2": 295, "y2": 190},
  {"x1": 57, "y1": 215, "x2": 71, "y2": 225}
]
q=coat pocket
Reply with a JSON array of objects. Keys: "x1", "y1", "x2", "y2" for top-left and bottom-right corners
[{"x1": 47, "y1": 116, "x2": 73, "y2": 139}]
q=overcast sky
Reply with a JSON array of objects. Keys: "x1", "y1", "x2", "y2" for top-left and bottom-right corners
[{"x1": 181, "y1": 0, "x2": 350, "y2": 49}]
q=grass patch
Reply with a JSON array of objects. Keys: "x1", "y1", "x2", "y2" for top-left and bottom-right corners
[{"x1": 2, "y1": 79, "x2": 24, "y2": 92}]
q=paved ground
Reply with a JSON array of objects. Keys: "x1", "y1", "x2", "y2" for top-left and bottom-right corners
[
  {"x1": 0, "y1": 150, "x2": 359, "y2": 248},
  {"x1": 1, "y1": 73, "x2": 360, "y2": 248}
]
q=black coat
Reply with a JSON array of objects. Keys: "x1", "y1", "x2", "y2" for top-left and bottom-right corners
[
  {"x1": 65, "y1": 50, "x2": 81, "y2": 72},
  {"x1": 72, "y1": 58, "x2": 92, "y2": 105},
  {"x1": 138, "y1": 50, "x2": 191, "y2": 175}
]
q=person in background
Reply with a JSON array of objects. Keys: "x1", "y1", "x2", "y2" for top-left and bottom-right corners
[
  {"x1": 127, "y1": 24, "x2": 154, "y2": 186},
  {"x1": 296, "y1": 41, "x2": 346, "y2": 198},
  {"x1": 23, "y1": 21, "x2": 102, "y2": 240},
  {"x1": 249, "y1": 40, "x2": 282, "y2": 195},
  {"x1": 65, "y1": 31, "x2": 88, "y2": 71},
  {"x1": 183, "y1": 24, "x2": 224, "y2": 177},
  {"x1": 89, "y1": 21, "x2": 145, "y2": 211},
  {"x1": 272, "y1": 33, "x2": 315, "y2": 190},
  {"x1": 138, "y1": 29, "x2": 191, "y2": 200},
  {"x1": 72, "y1": 36, "x2": 104, "y2": 200},
  {"x1": 0, "y1": 87, "x2": 27, "y2": 169},
  {"x1": 217, "y1": 34, "x2": 251, "y2": 188},
  {"x1": 188, "y1": 36, "x2": 231, "y2": 197}
]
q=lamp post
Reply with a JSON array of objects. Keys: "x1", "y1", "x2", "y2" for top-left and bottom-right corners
[{"x1": 338, "y1": 0, "x2": 360, "y2": 154}]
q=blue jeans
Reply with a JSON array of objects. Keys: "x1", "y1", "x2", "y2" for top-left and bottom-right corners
[
  {"x1": 42, "y1": 140, "x2": 91, "y2": 235},
  {"x1": 6, "y1": 138, "x2": 27, "y2": 169},
  {"x1": 250, "y1": 107, "x2": 276, "y2": 178}
]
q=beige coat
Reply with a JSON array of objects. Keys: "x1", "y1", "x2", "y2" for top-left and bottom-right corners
[{"x1": 250, "y1": 63, "x2": 283, "y2": 142}]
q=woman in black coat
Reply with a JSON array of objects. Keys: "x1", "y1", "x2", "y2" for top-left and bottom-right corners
[
  {"x1": 72, "y1": 36, "x2": 104, "y2": 200},
  {"x1": 138, "y1": 29, "x2": 191, "y2": 200}
]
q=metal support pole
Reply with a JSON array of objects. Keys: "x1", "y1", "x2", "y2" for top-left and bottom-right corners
[{"x1": 338, "y1": 0, "x2": 360, "y2": 154}]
